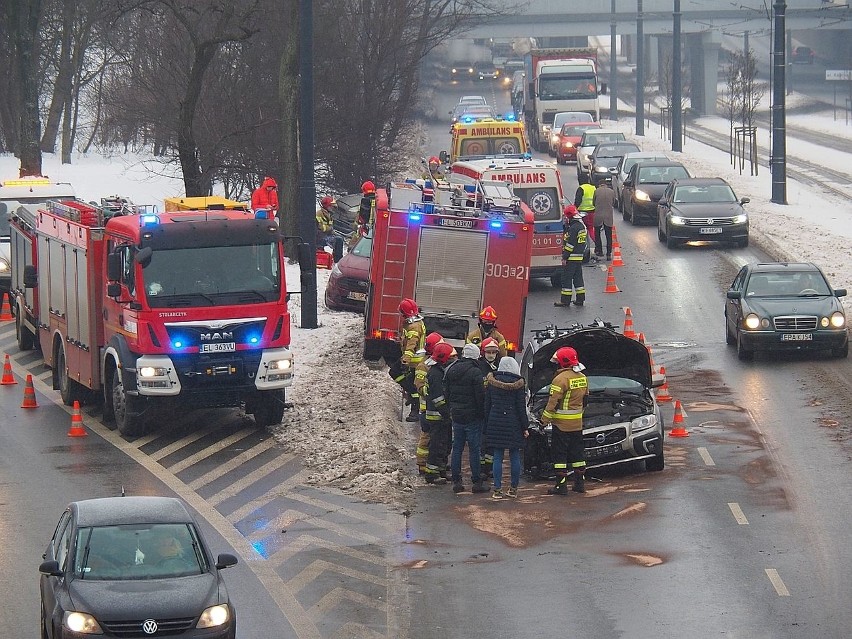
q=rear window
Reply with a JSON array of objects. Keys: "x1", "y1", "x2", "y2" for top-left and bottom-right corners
[
  {"x1": 583, "y1": 132, "x2": 626, "y2": 145},
  {"x1": 562, "y1": 124, "x2": 600, "y2": 136}
]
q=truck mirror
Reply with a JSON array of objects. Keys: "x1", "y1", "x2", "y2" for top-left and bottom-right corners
[
  {"x1": 135, "y1": 246, "x2": 153, "y2": 266},
  {"x1": 106, "y1": 253, "x2": 122, "y2": 281},
  {"x1": 439, "y1": 150, "x2": 449, "y2": 164},
  {"x1": 106, "y1": 282, "x2": 122, "y2": 298},
  {"x1": 600, "y1": 83, "x2": 607, "y2": 95},
  {"x1": 23, "y1": 264, "x2": 38, "y2": 288}
]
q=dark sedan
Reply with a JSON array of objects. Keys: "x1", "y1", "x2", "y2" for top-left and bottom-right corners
[
  {"x1": 325, "y1": 233, "x2": 371, "y2": 312},
  {"x1": 657, "y1": 177, "x2": 749, "y2": 249},
  {"x1": 621, "y1": 160, "x2": 691, "y2": 225},
  {"x1": 588, "y1": 142, "x2": 641, "y2": 186},
  {"x1": 39, "y1": 496, "x2": 238, "y2": 639},
  {"x1": 724, "y1": 262, "x2": 848, "y2": 360}
]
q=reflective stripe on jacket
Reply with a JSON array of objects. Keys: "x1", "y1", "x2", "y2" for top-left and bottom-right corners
[
  {"x1": 562, "y1": 217, "x2": 587, "y2": 261},
  {"x1": 542, "y1": 368, "x2": 588, "y2": 432},
  {"x1": 401, "y1": 318, "x2": 426, "y2": 366},
  {"x1": 578, "y1": 183, "x2": 595, "y2": 211}
]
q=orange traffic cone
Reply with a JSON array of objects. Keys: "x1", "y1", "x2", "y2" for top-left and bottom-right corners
[
  {"x1": 611, "y1": 244, "x2": 625, "y2": 267},
  {"x1": 670, "y1": 400, "x2": 689, "y2": 437},
  {"x1": 622, "y1": 307, "x2": 636, "y2": 339},
  {"x1": 0, "y1": 296, "x2": 12, "y2": 322},
  {"x1": 611, "y1": 225, "x2": 620, "y2": 249},
  {"x1": 21, "y1": 374, "x2": 38, "y2": 408},
  {"x1": 637, "y1": 332, "x2": 646, "y2": 346},
  {"x1": 1, "y1": 354, "x2": 16, "y2": 385},
  {"x1": 646, "y1": 342, "x2": 657, "y2": 371},
  {"x1": 67, "y1": 401, "x2": 87, "y2": 437},
  {"x1": 604, "y1": 265, "x2": 620, "y2": 293},
  {"x1": 656, "y1": 366, "x2": 673, "y2": 402}
]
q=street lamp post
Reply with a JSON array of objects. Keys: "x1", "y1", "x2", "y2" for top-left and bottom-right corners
[
  {"x1": 672, "y1": 0, "x2": 682, "y2": 151},
  {"x1": 610, "y1": 0, "x2": 618, "y2": 121},
  {"x1": 771, "y1": 0, "x2": 787, "y2": 204},
  {"x1": 299, "y1": 0, "x2": 319, "y2": 327},
  {"x1": 636, "y1": 0, "x2": 644, "y2": 135}
]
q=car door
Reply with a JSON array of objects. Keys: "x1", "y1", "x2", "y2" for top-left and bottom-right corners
[
  {"x1": 41, "y1": 510, "x2": 72, "y2": 635},
  {"x1": 623, "y1": 164, "x2": 639, "y2": 215},
  {"x1": 726, "y1": 266, "x2": 749, "y2": 335},
  {"x1": 658, "y1": 183, "x2": 674, "y2": 232}
]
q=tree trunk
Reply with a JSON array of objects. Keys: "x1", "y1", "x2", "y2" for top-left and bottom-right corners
[
  {"x1": 13, "y1": 0, "x2": 43, "y2": 176},
  {"x1": 178, "y1": 42, "x2": 217, "y2": 196},
  {"x1": 41, "y1": 0, "x2": 75, "y2": 154},
  {"x1": 278, "y1": 0, "x2": 300, "y2": 259}
]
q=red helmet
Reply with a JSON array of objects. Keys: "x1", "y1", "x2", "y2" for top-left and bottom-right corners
[
  {"x1": 479, "y1": 306, "x2": 498, "y2": 322},
  {"x1": 320, "y1": 196, "x2": 334, "y2": 208},
  {"x1": 398, "y1": 298, "x2": 419, "y2": 317},
  {"x1": 480, "y1": 337, "x2": 499, "y2": 353},
  {"x1": 551, "y1": 346, "x2": 580, "y2": 368},
  {"x1": 425, "y1": 332, "x2": 444, "y2": 355},
  {"x1": 431, "y1": 342, "x2": 457, "y2": 365},
  {"x1": 563, "y1": 204, "x2": 578, "y2": 218},
  {"x1": 361, "y1": 180, "x2": 376, "y2": 194},
  {"x1": 428, "y1": 156, "x2": 440, "y2": 165}
]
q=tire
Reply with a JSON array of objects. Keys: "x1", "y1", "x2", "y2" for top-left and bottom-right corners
[
  {"x1": 41, "y1": 604, "x2": 49, "y2": 639},
  {"x1": 550, "y1": 272, "x2": 561, "y2": 288},
  {"x1": 16, "y1": 310, "x2": 34, "y2": 351},
  {"x1": 725, "y1": 313, "x2": 736, "y2": 345},
  {"x1": 250, "y1": 389, "x2": 286, "y2": 428},
  {"x1": 56, "y1": 344, "x2": 85, "y2": 406},
  {"x1": 111, "y1": 369, "x2": 149, "y2": 436},
  {"x1": 628, "y1": 202, "x2": 637, "y2": 226},
  {"x1": 736, "y1": 330, "x2": 754, "y2": 361},
  {"x1": 658, "y1": 223, "x2": 666, "y2": 242},
  {"x1": 622, "y1": 206, "x2": 629, "y2": 222},
  {"x1": 646, "y1": 447, "x2": 665, "y2": 472}
]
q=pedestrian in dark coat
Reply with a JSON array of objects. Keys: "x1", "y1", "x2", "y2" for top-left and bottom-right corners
[
  {"x1": 484, "y1": 357, "x2": 529, "y2": 499},
  {"x1": 444, "y1": 343, "x2": 487, "y2": 493}
]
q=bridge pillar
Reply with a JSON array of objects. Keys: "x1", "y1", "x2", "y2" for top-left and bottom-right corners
[{"x1": 689, "y1": 31, "x2": 721, "y2": 116}]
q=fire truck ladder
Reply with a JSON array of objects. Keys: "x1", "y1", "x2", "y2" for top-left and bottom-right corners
[
  {"x1": 46, "y1": 200, "x2": 104, "y2": 227},
  {"x1": 380, "y1": 217, "x2": 409, "y2": 304}
]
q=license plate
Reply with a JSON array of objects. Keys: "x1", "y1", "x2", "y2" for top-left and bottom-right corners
[
  {"x1": 200, "y1": 342, "x2": 236, "y2": 353},
  {"x1": 584, "y1": 443, "x2": 622, "y2": 459},
  {"x1": 699, "y1": 227, "x2": 723, "y2": 234},
  {"x1": 347, "y1": 291, "x2": 367, "y2": 301},
  {"x1": 781, "y1": 333, "x2": 813, "y2": 341}
]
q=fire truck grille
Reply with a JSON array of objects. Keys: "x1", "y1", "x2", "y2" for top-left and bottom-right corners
[
  {"x1": 171, "y1": 352, "x2": 263, "y2": 390},
  {"x1": 163, "y1": 320, "x2": 266, "y2": 350},
  {"x1": 415, "y1": 227, "x2": 487, "y2": 313}
]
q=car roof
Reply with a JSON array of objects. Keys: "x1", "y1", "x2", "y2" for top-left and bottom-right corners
[
  {"x1": 634, "y1": 160, "x2": 687, "y2": 168},
  {"x1": 582, "y1": 128, "x2": 625, "y2": 136},
  {"x1": 623, "y1": 151, "x2": 668, "y2": 159},
  {"x1": 750, "y1": 262, "x2": 820, "y2": 273},
  {"x1": 73, "y1": 496, "x2": 193, "y2": 527},
  {"x1": 671, "y1": 177, "x2": 729, "y2": 186},
  {"x1": 459, "y1": 95, "x2": 486, "y2": 102}
]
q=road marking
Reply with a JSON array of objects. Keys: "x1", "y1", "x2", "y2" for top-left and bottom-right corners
[
  {"x1": 765, "y1": 568, "x2": 791, "y2": 596},
  {"x1": 166, "y1": 427, "x2": 257, "y2": 474},
  {"x1": 188, "y1": 436, "x2": 277, "y2": 490},
  {"x1": 697, "y1": 447, "x2": 716, "y2": 466},
  {"x1": 151, "y1": 429, "x2": 217, "y2": 462},
  {"x1": 727, "y1": 502, "x2": 749, "y2": 525}
]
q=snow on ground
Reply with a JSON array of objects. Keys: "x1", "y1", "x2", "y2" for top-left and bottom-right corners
[{"x1": 2, "y1": 91, "x2": 850, "y2": 511}]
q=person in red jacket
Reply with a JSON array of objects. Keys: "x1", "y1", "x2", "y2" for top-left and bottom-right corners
[{"x1": 251, "y1": 177, "x2": 279, "y2": 217}]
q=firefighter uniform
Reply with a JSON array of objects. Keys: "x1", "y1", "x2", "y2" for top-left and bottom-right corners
[
  {"x1": 423, "y1": 360, "x2": 451, "y2": 483},
  {"x1": 556, "y1": 210, "x2": 587, "y2": 307},
  {"x1": 414, "y1": 358, "x2": 431, "y2": 475},
  {"x1": 541, "y1": 365, "x2": 589, "y2": 494},
  {"x1": 466, "y1": 327, "x2": 508, "y2": 358}
]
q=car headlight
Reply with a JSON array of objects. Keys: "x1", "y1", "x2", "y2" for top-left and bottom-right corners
[
  {"x1": 551, "y1": 134, "x2": 560, "y2": 142},
  {"x1": 563, "y1": 142, "x2": 574, "y2": 148},
  {"x1": 631, "y1": 414, "x2": 658, "y2": 433},
  {"x1": 268, "y1": 358, "x2": 292, "y2": 371},
  {"x1": 669, "y1": 215, "x2": 687, "y2": 225},
  {"x1": 744, "y1": 313, "x2": 761, "y2": 329},
  {"x1": 64, "y1": 611, "x2": 103, "y2": 634},
  {"x1": 543, "y1": 125, "x2": 551, "y2": 133},
  {"x1": 732, "y1": 214, "x2": 748, "y2": 224},
  {"x1": 138, "y1": 366, "x2": 169, "y2": 378},
  {"x1": 830, "y1": 312, "x2": 846, "y2": 328},
  {"x1": 197, "y1": 604, "x2": 230, "y2": 629},
  {"x1": 594, "y1": 166, "x2": 609, "y2": 173},
  {"x1": 0, "y1": 257, "x2": 9, "y2": 272},
  {"x1": 634, "y1": 189, "x2": 651, "y2": 202}
]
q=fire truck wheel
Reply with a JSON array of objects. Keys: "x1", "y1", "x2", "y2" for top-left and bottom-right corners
[
  {"x1": 549, "y1": 272, "x2": 561, "y2": 288},
  {"x1": 16, "y1": 311, "x2": 35, "y2": 351},
  {"x1": 249, "y1": 390, "x2": 286, "y2": 428},
  {"x1": 110, "y1": 370, "x2": 149, "y2": 436},
  {"x1": 56, "y1": 344, "x2": 85, "y2": 407}
]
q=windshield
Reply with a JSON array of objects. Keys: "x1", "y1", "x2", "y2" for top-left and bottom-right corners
[
  {"x1": 351, "y1": 234, "x2": 373, "y2": 257},
  {"x1": 673, "y1": 184, "x2": 737, "y2": 204},
  {"x1": 143, "y1": 242, "x2": 281, "y2": 307},
  {"x1": 539, "y1": 74, "x2": 597, "y2": 100},
  {"x1": 74, "y1": 523, "x2": 206, "y2": 580},
  {"x1": 562, "y1": 124, "x2": 599, "y2": 137},
  {"x1": 596, "y1": 144, "x2": 637, "y2": 158},
  {"x1": 745, "y1": 271, "x2": 831, "y2": 297},
  {"x1": 637, "y1": 166, "x2": 690, "y2": 184},
  {"x1": 582, "y1": 133, "x2": 625, "y2": 147}
]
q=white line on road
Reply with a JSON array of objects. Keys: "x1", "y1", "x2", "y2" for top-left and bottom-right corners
[
  {"x1": 697, "y1": 447, "x2": 716, "y2": 466},
  {"x1": 765, "y1": 569, "x2": 791, "y2": 596},
  {"x1": 727, "y1": 502, "x2": 749, "y2": 525}
]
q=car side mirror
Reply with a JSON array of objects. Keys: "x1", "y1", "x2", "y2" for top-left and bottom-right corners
[
  {"x1": 834, "y1": 288, "x2": 847, "y2": 298},
  {"x1": 216, "y1": 553, "x2": 238, "y2": 569},
  {"x1": 658, "y1": 199, "x2": 668, "y2": 207},
  {"x1": 726, "y1": 290, "x2": 742, "y2": 300},
  {"x1": 39, "y1": 560, "x2": 62, "y2": 576},
  {"x1": 740, "y1": 197, "x2": 750, "y2": 204}
]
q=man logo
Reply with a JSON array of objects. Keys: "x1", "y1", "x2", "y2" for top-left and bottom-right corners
[
  {"x1": 142, "y1": 619, "x2": 158, "y2": 634},
  {"x1": 595, "y1": 433, "x2": 607, "y2": 445}
]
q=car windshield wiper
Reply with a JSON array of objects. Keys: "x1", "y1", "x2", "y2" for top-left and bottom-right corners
[{"x1": 79, "y1": 529, "x2": 93, "y2": 579}]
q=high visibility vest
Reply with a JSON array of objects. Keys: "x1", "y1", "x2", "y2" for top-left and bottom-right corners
[{"x1": 578, "y1": 183, "x2": 595, "y2": 211}]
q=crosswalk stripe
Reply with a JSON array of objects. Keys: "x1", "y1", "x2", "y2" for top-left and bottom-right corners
[
  {"x1": 165, "y1": 428, "x2": 258, "y2": 474},
  {"x1": 210, "y1": 455, "x2": 301, "y2": 508},
  {"x1": 151, "y1": 429, "x2": 218, "y2": 462},
  {"x1": 264, "y1": 532, "x2": 386, "y2": 567},
  {"x1": 287, "y1": 558, "x2": 387, "y2": 592},
  {"x1": 188, "y1": 436, "x2": 277, "y2": 490}
]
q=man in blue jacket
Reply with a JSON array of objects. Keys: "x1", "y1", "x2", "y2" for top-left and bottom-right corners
[{"x1": 444, "y1": 343, "x2": 488, "y2": 494}]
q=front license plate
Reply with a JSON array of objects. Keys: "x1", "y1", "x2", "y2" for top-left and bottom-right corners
[
  {"x1": 347, "y1": 291, "x2": 367, "y2": 301},
  {"x1": 781, "y1": 333, "x2": 813, "y2": 341},
  {"x1": 699, "y1": 227, "x2": 723, "y2": 234},
  {"x1": 584, "y1": 443, "x2": 622, "y2": 459},
  {"x1": 200, "y1": 342, "x2": 236, "y2": 353}
]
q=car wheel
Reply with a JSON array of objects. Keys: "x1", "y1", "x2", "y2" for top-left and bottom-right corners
[
  {"x1": 658, "y1": 222, "x2": 666, "y2": 242},
  {"x1": 725, "y1": 312, "x2": 736, "y2": 345},
  {"x1": 550, "y1": 272, "x2": 561, "y2": 288},
  {"x1": 16, "y1": 310, "x2": 35, "y2": 351},
  {"x1": 665, "y1": 228, "x2": 679, "y2": 249},
  {"x1": 57, "y1": 344, "x2": 86, "y2": 407},
  {"x1": 646, "y1": 447, "x2": 665, "y2": 472},
  {"x1": 248, "y1": 389, "x2": 286, "y2": 427},
  {"x1": 736, "y1": 330, "x2": 754, "y2": 361},
  {"x1": 111, "y1": 369, "x2": 150, "y2": 436},
  {"x1": 622, "y1": 205, "x2": 629, "y2": 221},
  {"x1": 628, "y1": 203, "x2": 637, "y2": 226},
  {"x1": 833, "y1": 341, "x2": 849, "y2": 358}
]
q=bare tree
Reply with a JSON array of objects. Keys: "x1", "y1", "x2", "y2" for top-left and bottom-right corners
[{"x1": 9, "y1": 0, "x2": 44, "y2": 175}]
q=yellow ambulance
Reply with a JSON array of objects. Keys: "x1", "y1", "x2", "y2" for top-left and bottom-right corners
[{"x1": 440, "y1": 116, "x2": 530, "y2": 164}]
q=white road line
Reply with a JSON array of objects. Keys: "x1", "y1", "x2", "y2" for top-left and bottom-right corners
[
  {"x1": 765, "y1": 568, "x2": 791, "y2": 596},
  {"x1": 166, "y1": 428, "x2": 257, "y2": 474},
  {"x1": 727, "y1": 502, "x2": 749, "y2": 525},
  {"x1": 188, "y1": 436, "x2": 277, "y2": 490},
  {"x1": 697, "y1": 447, "x2": 716, "y2": 466},
  {"x1": 151, "y1": 429, "x2": 217, "y2": 462}
]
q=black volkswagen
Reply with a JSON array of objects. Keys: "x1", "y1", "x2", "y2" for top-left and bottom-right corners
[
  {"x1": 39, "y1": 496, "x2": 237, "y2": 638},
  {"x1": 725, "y1": 262, "x2": 848, "y2": 360},
  {"x1": 657, "y1": 177, "x2": 750, "y2": 248}
]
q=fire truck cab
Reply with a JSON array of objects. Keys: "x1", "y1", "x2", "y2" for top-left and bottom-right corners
[
  {"x1": 448, "y1": 158, "x2": 566, "y2": 284},
  {"x1": 364, "y1": 179, "x2": 534, "y2": 362},
  {"x1": 10, "y1": 199, "x2": 293, "y2": 436}
]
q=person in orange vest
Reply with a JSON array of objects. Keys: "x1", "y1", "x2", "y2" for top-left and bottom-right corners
[
  {"x1": 466, "y1": 306, "x2": 508, "y2": 357},
  {"x1": 541, "y1": 346, "x2": 589, "y2": 494},
  {"x1": 251, "y1": 176, "x2": 279, "y2": 218}
]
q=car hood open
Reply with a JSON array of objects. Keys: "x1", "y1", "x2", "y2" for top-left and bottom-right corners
[{"x1": 524, "y1": 327, "x2": 652, "y2": 393}]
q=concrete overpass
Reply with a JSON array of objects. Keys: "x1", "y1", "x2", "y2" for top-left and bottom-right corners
[{"x1": 451, "y1": 0, "x2": 852, "y2": 115}]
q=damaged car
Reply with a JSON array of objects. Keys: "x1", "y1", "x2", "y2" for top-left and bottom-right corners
[{"x1": 520, "y1": 321, "x2": 666, "y2": 478}]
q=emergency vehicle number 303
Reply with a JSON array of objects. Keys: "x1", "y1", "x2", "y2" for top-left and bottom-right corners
[{"x1": 485, "y1": 263, "x2": 529, "y2": 280}]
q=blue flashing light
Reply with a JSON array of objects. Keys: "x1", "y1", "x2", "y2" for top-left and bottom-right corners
[
  {"x1": 504, "y1": 112, "x2": 516, "y2": 121},
  {"x1": 461, "y1": 116, "x2": 475, "y2": 124},
  {"x1": 172, "y1": 340, "x2": 183, "y2": 349},
  {"x1": 409, "y1": 213, "x2": 422, "y2": 223},
  {"x1": 489, "y1": 220, "x2": 504, "y2": 230},
  {"x1": 249, "y1": 335, "x2": 260, "y2": 345},
  {"x1": 254, "y1": 209, "x2": 270, "y2": 219},
  {"x1": 140, "y1": 214, "x2": 159, "y2": 227}
]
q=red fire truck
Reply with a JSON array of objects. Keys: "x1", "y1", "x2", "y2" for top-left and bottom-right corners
[
  {"x1": 448, "y1": 158, "x2": 566, "y2": 287},
  {"x1": 9, "y1": 199, "x2": 293, "y2": 436},
  {"x1": 364, "y1": 180, "x2": 534, "y2": 362}
]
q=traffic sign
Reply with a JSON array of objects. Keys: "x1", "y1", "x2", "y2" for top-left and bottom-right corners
[{"x1": 826, "y1": 69, "x2": 851, "y2": 81}]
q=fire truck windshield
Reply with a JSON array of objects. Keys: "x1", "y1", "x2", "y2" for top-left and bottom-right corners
[{"x1": 142, "y1": 242, "x2": 280, "y2": 306}]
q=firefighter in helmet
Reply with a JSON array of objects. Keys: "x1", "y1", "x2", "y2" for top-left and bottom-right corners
[
  {"x1": 423, "y1": 342, "x2": 457, "y2": 484},
  {"x1": 414, "y1": 332, "x2": 444, "y2": 476},
  {"x1": 423, "y1": 156, "x2": 443, "y2": 182},
  {"x1": 555, "y1": 204, "x2": 587, "y2": 307},
  {"x1": 357, "y1": 181, "x2": 376, "y2": 229},
  {"x1": 466, "y1": 306, "x2": 508, "y2": 357},
  {"x1": 541, "y1": 346, "x2": 589, "y2": 494},
  {"x1": 316, "y1": 196, "x2": 335, "y2": 248},
  {"x1": 476, "y1": 337, "x2": 502, "y2": 376},
  {"x1": 388, "y1": 297, "x2": 426, "y2": 422}
]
